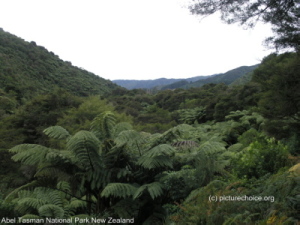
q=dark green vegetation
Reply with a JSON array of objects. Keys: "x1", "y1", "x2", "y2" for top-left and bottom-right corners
[
  {"x1": 0, "y1": 28, "x2": 119, "y2": 101},
  {"x1": 0, "y1": 25, "x2": 300, "y2": 225}
]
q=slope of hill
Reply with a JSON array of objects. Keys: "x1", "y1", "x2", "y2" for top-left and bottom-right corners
[
  {"x1": 180, "y1": 65, "x2": 259, "y2": 89},
  {"x1": 113, "y1": 75, "x2": 213, "y2": 90},
  {"x1": 113, "y1": 65, "x2": 258, "y2": 90},
  {"x1": 113, "y1": 78, "x2": 181, "y2": 90},
  {"x1": 0, "y1": 28, "x2": 119, "y2": 100},
  {"x1": 230, "y1": 71, "x2": 254, "y2": 86}
]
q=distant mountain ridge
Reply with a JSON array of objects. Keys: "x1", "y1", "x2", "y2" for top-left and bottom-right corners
[
  {"x1": 113, "y1": 65, "x2": 258, "y2": 90},
  {"x1": 113, "y1": 75, "x2": 214, "y2": 90},
  {"x1": 0, "y1": 28, "x2": 119, "y2": 100}
]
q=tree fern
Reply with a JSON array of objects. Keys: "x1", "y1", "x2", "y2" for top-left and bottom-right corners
[
  {"x1": 113, "y1": 122, "x2": 133, "y2": 136},
  {"x1": 57, "y1": 181, "x2": 71, "y2": 194},
  {"x1": 169, "y1": 124, "x2": 197, "y2": 139},
  {"x1": 34, "y1": 166, "x2": 72, "y2": 183},
  {"x1": 38, "y1": 204, "x2": 65, "y2": 217},
  {"x1": 198, "y1": 140, "x2": 226, "y2": 155},
  {"x1": 68, "y1": 198, "x2": 87, "y2": 211},
  {"x1": 137, "y1": 155, "x2": 173, "y2": 170},
  {"x1": 143, "y1": 144, "x2": 175, "y2": 157},
  {"x1": 45, "y1": 149, "x2": 76, "y2": 165},
  {"x1": 18, "y1": 214, "x2": 43, "y2": 220},
  {"x1": 90, "y1": 111, "x2": 116, "y2": 140},
  {"x1": 171, "y1": 140, "x2": 199, "y2": 149},
  {"x1": 117, "y1": 168, "x2": 133, "y2": 179},
  {"x1": 9, "y1": 144, "x2": 50, "y2": 166},
  {"x1": 177, "y1": 106, "x2": 206, "y2": 124},
  {"x1": 101, "y1": 183, "x2": 137, "y2": 198},
  {"x1": 15, "y1": 197, "x2": 47, "y2": 215},
  {"x1": 115, "y1": 130, "x2": 147, "y2": 152},
  {"x1": 67, "y1": 130, "x2": 102, "y2": 171},
  {"x1": 133, "y1": 182, "x2": 164, "y2": 200},
  {"x1": 43, "y1": 126, "x2": 71, "y2": 140},
  {"x1": 5, "y1": 180, "x2": 39, "y2": 202},
  {"x1": 137, "y1": 144, "x2": 175, "y2": 169}
]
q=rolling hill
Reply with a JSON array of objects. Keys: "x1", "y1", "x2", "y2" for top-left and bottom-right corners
[
  {"x1": 113, "y1": 65, "x2": 258, "y2": 90},
  {"x1": 113, "y1": 75, "x2": 214, "y2": 90},
  {"x1": 0, "y1": 28, "x2": 120, "y2": 100}
]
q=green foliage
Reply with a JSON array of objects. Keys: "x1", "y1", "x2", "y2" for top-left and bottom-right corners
[
  {"x1": 101, "y1": 183, "x2": 137, "y2": 198},
  {"x1": 137, "y1": 144, "x2": 175, "y2": 170},
  {"x1": 38, "y1": 204, "x2": 65, "y2": 218},
  {"x1": 177, "y1": 106, "x2": 206, "y2": 124},
  {"x1": 253, "y1": 53, "x2": 300, "y2": 120},
  {"x1": 161, "y1": 169, "x2": 198, "y2": 202},
  {"x1": 11, "y1": 88, "x2": 82, "y2": 144},
  {"x1": 91, "y1": 111, "x2": 116, "y2": 140},
  {"x1": 67, "y1": 131, "x2": 102, "y2": 171},
  {"x1": 233, "y1": 136, "x2": 290, "y2": 179},
  {"x1": 133, "y1": 182, "x2": 164, "y2": 200},
  {"x1": 173, "y1": 170, "x2": 300, "y2": 224},
  {"x1": 0, "y1": 194, "x2": 15, "y2": 218},
  {"x1": 2, "y1": 49, "x2": 299, "y2": 224},
  {"x1": 43, "y1": 126, "x2": 71, "y2": 140},
  {"x1": 0, "y1": 29, "x2": 120, "y2": 99},
  {"x1": 10, "y1": 144, "x2": 50, "y2": 166}
]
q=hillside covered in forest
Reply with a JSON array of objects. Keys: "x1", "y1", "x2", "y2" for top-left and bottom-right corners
[
  {"x1": 0, "y1": 28, "x2": 120, "y2": 100},
  {"x1": 0, "y1": 0, "x2": 299, "y2": 223},
  {"x1": 112, "y1": 64, "x2": 257, "y2": 90}
]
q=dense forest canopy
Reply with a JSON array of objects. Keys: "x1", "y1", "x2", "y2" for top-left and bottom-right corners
[
  {"x1": 0, "y1": 28, "x2": 120, "y2": 100},
  {"x1": 0, "y1": 3, "x2": 299, "y2": 224}
]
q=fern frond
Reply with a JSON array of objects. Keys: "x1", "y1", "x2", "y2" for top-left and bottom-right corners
[
  {"x1": 133, "y1": 182, "x2": 164, "y2": 200},
  {"x1": 146, "y1": 182, "x2": 164, "y2": 200},
  {"x1": 10, "y1": 144, "x2": 50, "y2": 166},
  {"x1": 227, "y1": 143, "x2": 244, "y2": 152},
  {"x1": 69, "y1": 198, "x2": 87, "y2": 210},
  {"x1": 38, "y1": 204, "x2": 65, "y2": 218},
  {"x1": 91, "y1": 111, "x2": 116, "y2": 140},
  {"x1": 17, "y1": 197, "x2": 47, "y2": 211},
  {"x1": 171, "y1": 140, "x2": 199, "y2": 149},
  {"x1": 198, "y1": 141, "x2": 226, "y2": 155},
  {"x1": 88, "y1": 169, "x2": 108, "y2": 190},
  {"x1": 113, "y1": 122, "x2": 133, "y2": 136},
  {"x1": 101, "y1": 183, "x2": 137, "y2": 198},
  {"x1": 144, "y1": 144, "x2": 175, "y2": 157},
  {"x1": 117, "y1": 168, "x2": 132, "y2": 179},
  {"x1": 19, "y1": 214, "x2": 43, "y2": 220},
  {"x1": 137, "y1": 155, "x2": 173, "y2": 169},
  {"x1": 45, "y1": 149, "x2": 76, "y2": 165},
  {"x1": 35, "y1": 166, "x2": 71, "y2": 182},
  {"x1": 67, "y1": 130, "x2": 102, "y2": 171},
  {"x1": 47, "y1": 190, "x2": 64, "y2": 207},
  {"x1": 115, "y1": 130, "x2": 146, "y2": 148},
  {"x1": 5, "y1": 180, "x2": 39, "y2": 202},
  {"x1": 137, "y1": 144, "x2": 175, "y2": 169},
  {"x1": 57, "y1": 181, "x2": 71, "y2": 193},
  {"x1": 43, "y1": 126, "x2": 70, "y2": 140}
]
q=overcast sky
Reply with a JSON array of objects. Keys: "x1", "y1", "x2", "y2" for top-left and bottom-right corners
[{"x1": 0, "y1": 0, "x2": 274, "y2": 80}]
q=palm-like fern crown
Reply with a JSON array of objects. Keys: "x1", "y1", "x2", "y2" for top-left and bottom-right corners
[{"x1": 90, "y1": 111, "x2": 116, "y2": 141}]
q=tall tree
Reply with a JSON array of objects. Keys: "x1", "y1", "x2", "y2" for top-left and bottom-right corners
[{"x1": 189, "y1": 0, "x2": 300, "y2": 51}]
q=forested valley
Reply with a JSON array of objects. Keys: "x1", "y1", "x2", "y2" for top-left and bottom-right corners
[{"x1": 0, "y1": 1, "x2": 300, "y2": 224}]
